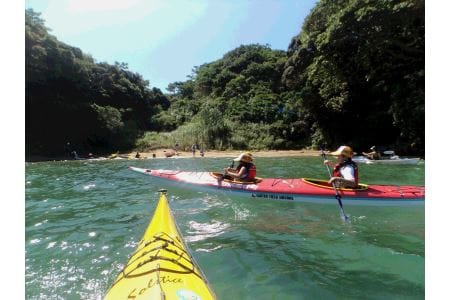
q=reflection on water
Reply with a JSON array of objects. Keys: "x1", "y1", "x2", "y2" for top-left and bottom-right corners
[{"x1": 26, "y1": 157, "x2": 424, "y2": 299}]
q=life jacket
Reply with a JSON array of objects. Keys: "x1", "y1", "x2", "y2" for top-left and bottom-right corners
[
  {"x1": 236, "y1": 162, "x2": 257, "y2": 180},
  {"x1": 333, "y1": 159, "x2": 359, "y2": 185}
]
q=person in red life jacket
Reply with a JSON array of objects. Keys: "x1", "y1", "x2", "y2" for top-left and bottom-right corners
[
  {"x1": 224, "y1": 152, "x2": 256, "y2": 181},
  {"x1": 324, "y1": 145, "x2": 359, "y2": 188}
]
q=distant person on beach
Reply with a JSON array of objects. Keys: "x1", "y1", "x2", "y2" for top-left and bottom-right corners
[
  {"x1": 191, "y1": 144, "x2": 196, "y2": 157},
  {"x1": 71, "y1": 150, "x2": 79, "y2": 160},
  {"x1": 224, "y1": 152, "x2": 256, "y2": 181},
  {"x1": 200, "y1": 146, "x2": 205, "y2": 157},
  {"x1": 324, "y1": 146, "x2": 358, "y2": 188},
  {"x1": 175, "y1": 142, "x2": 179, "y2": 154},
  {"x1": 362, "y1": 146, "x2": 380, "y2": 160},
  {"x1": 135, "y1": 152, "x2": 141, "y2": 159},
  {"x1": 64, "y1": 142, "x2": 72, "y2": 157},
  {"x1": 152, "y1": 153, "x2": 156, "y2": 158}
]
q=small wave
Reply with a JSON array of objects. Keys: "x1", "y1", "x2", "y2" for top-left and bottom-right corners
[
  {"x1": 60, "y1": 241, "x2": 69, "y2": 250},
  {"x1": 83, "y1": 184, "x2": 96, "y2": 190},
  {"x1": 231, "y1": 204, "x2": 252, "y2": 221},
  {"x1": 196, "y1": 245, "x2": 223, "y2": 253},
  {"x1": 124, "y1": 240, "x2": 139, "y2": 248},
  {"x1": 46, "y1": 242, "x2": 57, "y2": 249},
  {"x1": 34, "y1": 220, "x2": 48, "y2": 227},
  {"x1": 184, "y1": 220, "x2": 230, "y2": 242}
]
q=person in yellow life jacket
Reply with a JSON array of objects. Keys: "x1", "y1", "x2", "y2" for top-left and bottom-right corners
[
  {"x1": 324, "y1": 146, "x2": 359, "y2": 188},
  {"x1": 224, "y1": 152, "x2": 257, "y2": 181}
]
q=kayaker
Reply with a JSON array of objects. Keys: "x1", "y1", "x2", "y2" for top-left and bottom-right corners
[
  {"x1": 324, "y1": 146, "x2": 358, "y2": 188},
  {"x1": 362, "y1": 146, "x2": 380, "y2": 160},
  {"x1": 224, "y1": 152, "x2": 256, "y2": 181}
]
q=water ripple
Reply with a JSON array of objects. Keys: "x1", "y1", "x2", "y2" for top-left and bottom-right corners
[{"x1": 25, "y1": 158, "x2": 424, "y2": 299}]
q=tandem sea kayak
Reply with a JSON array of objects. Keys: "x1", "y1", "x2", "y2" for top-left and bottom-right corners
[
  {"x1": 129, "y1": 167, "x2": 425, "y2": 206},
  {"x1": 104, "y1": 190, "x2": 216, "y2": 300}
]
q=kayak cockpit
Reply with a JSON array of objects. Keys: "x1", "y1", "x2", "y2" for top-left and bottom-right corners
[
  {"x1": 210, "y1": 172, "x2": 263, "y2": 184},
  {"x1": 302, "y1": 178, "x2": 368, "y2": 191}
]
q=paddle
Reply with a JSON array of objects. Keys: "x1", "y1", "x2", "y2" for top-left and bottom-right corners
[
  {"x1": 320, "y1": 147, "x2": 350, "y2": 222},
  {"x1": 219, "y1": 160, "x2": 235, "y2": 181}
]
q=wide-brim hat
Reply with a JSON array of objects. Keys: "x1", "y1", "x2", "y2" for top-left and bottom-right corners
[
  {"x1": 330, "y1": 146, "x2": 353, "y2": 158},
  {"x1": 233, "y1": 152, "x2": 253, "y2": 163}
]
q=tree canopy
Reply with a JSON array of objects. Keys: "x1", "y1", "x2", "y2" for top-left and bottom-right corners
[
  {"x1": 163, "y1": 0, "x2": 424, "y2": 153},
  {"x1": 282, "y1": 0, "x2": 424, "y2": 153},
  {"x1": 26, "y1": 0, "x2": 425, "y2": 158},
  {"x1": 26, "y1": 8, "x2": 169, "y2": 157}
]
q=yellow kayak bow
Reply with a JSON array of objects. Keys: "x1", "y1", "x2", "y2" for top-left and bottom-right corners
[{"x1": 104, "y1": 189, "x2": 216, "y2": 300}]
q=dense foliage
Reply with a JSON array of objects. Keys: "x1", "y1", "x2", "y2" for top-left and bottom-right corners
[
  {"x1": 26, "y1": 0, "x2": 424, "y2": 157},
  {"x1": 26, "y1": 9, "x2": 169, "y2": 157},
  {"x1": 282, "y1": 0, "x2": 424, "y2": 154},
  {"x1": 160, "y1": 0, "x2": 424, "y2": 154},
  {"x1": 157, "y1": 44, "x2": 308, "y2": 150}
]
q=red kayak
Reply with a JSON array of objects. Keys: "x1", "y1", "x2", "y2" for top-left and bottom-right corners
[{"x1": 129, "y1": 167, "x2": 424, "y2": 206}]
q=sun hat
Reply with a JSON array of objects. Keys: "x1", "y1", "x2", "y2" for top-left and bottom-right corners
[
  {"x1": 330, "y1": 146, "x2": 353, "y2": 158},
  {"x1": 233, "y1": 152, "x2": 253, "y2": 163}
]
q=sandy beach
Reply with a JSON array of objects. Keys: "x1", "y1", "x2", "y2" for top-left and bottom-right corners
[
  {"x1": 129, "y1": 149, "x2": 320, "y2": 159},
  {"x1": 26, "y1": 149, "x2": 321, "y2": 162}
]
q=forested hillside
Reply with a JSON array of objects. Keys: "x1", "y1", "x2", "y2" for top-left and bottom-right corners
[
  {"x1": 282, "y1": 0, "x2": 424, "y2": 153},
  {"x1": 26, "y1": 0, "x2": 424, "y2": 158},
  {"x1": 26, "y1": 9, "x2": 169, "y2": 157}
]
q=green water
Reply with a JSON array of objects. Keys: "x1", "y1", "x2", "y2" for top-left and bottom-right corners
[{"x1": 25, "y1": 157, "x2": 424, "y2": 299}]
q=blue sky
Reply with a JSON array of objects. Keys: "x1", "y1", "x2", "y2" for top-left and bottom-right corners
[{"x1": 25, "y1": 0, "x2": 317, "y2": 91}]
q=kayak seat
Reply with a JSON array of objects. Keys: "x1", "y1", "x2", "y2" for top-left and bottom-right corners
[
  {"x1": 302, "y1": 178, "x2": 368, "y2": 191},
  {"x1": 210, "y1": 172, "x2": 262, "y2": 184}
]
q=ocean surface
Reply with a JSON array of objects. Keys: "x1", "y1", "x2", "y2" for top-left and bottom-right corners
[{"x1": 25, "y1": 156, "x2": 425, "y2": 299}]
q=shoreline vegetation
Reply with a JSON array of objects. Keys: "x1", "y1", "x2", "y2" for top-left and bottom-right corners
[
  {"x1": 26, "y1": 149, "x2": 320, "y2": 162},
  {"x1": 26, "y1": 0, "x2": 424, "y2": 160}
]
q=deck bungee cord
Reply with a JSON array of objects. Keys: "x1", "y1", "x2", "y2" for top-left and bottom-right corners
[{"x1": 104, "y1": 189, "x2": 216, "y2": 300}]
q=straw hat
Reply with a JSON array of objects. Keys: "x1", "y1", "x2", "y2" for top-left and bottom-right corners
[
  {"x1": 330, "y1": 146, "x2": 353, "y2": 158},
  {"x1": 233, "y1": 152, "x2": 253, "y2": 163}
]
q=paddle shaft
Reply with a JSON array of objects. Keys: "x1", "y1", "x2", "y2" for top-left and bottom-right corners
[
  {"x1": 320, "y1": 149, "x2": 350, "y2": 221},
  {"x1": 219, "y1": 160, "x2": 235, "y2": 181}
]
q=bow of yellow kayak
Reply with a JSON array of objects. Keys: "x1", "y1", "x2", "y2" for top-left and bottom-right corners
[{"x1": 105, "y1": 189, "x2": 215, "y2": 300}]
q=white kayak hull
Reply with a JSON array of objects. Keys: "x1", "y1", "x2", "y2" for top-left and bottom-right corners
[{"x1": 352, "y1": 156, "x2": 420, "y2": 165}]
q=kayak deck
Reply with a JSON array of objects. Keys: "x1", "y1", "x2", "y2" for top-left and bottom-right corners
[
  {"x1": 129, "y1": 167, "x2": 424, "y2": 205},
  {"x1": 105, "y1": 190, "x2": 215, "y2": 299}
]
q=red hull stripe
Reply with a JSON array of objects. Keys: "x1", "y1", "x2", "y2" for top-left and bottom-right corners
[{"x1": 129, "y1": 167, "x2": 424, "y2": 201}]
